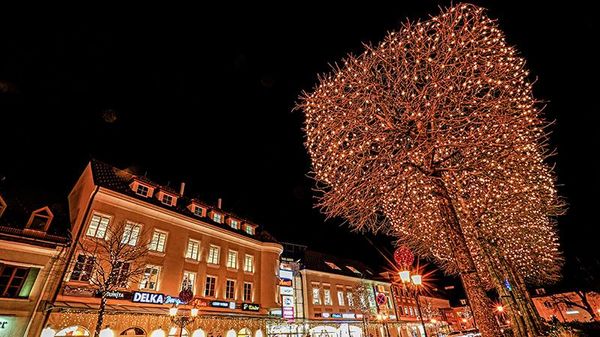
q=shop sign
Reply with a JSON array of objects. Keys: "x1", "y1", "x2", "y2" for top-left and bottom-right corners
[
  {"x1": 63, "y1": 285, "x2": 95, "y2": 297},
  {"x1": 269, "y1": 309, "x2": 282, "y2": 316},
  {"x1": 94, "y1": 290, "x2": 130, "y2": 299},
  {"x1": 210, "y1": 301, "x2": 235, "y2": 309},
  {"x1": 283, "y1": 307, "x2": 294, "y2": 319},
  {"x1": 322, "y1": 313, "x2": 330, "y2": 318},
  {"x1": 331, "y1": 313, "x2": 342, "y2": 318},
  {"x1": 279, "y1": 269, "x2": 293, "y2": 280},
  {"x1": 0, "y1": 320, "x2": 7, "y2": 329},
  {"x1": 279, "y1": 286, "x2": 294, "y2": 295},
  {"x1": 132, "y1": 291, "x2": 165, "y2": 304},
  {"x1": 242, "y1": 303, "x2": 260, "y2": 311},
  {"x1": 278, "y1": 279, "x2": 292, "y2": 287},
  {"x1": 342, "y1": 313, "x2": 356, "y2": 319}
]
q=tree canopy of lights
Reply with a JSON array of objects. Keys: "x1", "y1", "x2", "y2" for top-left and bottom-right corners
[{"x1": 299, "y1": 4, "x2": 562, "y2": 336}]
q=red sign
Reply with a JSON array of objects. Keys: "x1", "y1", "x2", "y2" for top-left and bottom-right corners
[{"x1": 279, "y1": 279, "x2": 292, "y2": 287}]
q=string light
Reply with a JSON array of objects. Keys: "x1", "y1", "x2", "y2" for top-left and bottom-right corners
[{"x1": 298, "y1": 4, "x2": 562, "y2": 337}]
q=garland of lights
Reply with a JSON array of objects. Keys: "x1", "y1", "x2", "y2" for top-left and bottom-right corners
[{"x1": 299, "y1": 4, "x2": 562, "y2": 337}]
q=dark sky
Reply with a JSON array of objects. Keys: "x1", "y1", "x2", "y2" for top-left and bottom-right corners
[{"x1": 1, "y1": 2, "x2": 598, "y2": 289}]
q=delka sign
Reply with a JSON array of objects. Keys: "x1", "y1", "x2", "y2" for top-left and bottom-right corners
[{"x1": 132, "y1": 291, "x2": 165, "y2": 304}]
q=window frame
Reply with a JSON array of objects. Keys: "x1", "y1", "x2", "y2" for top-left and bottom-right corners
[
  {"x1": 185, "y1": 239, "x2": 200, "y2": 261},
  {"x1": 136, "y1": 184, "x2": 150, "y2": 197},
  {"x1": 85, "y1": 213, "x2": 111, "y2": 239},
  {"x1": 161, "y1": 194, "x2": 174, "y2": 206},
  {"x1": 182, "y1": 271, "x2": 196, "y2": 293},
  {"x1": 207, "y1": 245, "x2": 220, "y2": 265},
  {"x1": 139, "y1": 265, "x2": 161, "y2": 291},
  {"x1": 312, "y1": 285, "x2": 321, "y2": 305},
  {"x1": 225, "y1": 279, "x2": 236, "y2": 300},
  {"x1": 69, "y1": 253, "x2": 96, "y2": 283},
  {"x1": 243, "y1": 254, "x2": 254, "y2": 273},
  {"x1": 226, "y1": 250, "x2": 238, "y2": 269},
  {"x1": 121, "y1": 221, "x2": 142, "y2": 246},
  {"x1": 0, "y1": 263, "x2": 32, "y2": 298},
  {"x1": 204, "y1": 275, "x2": 217, "y2": 298},
  {"x1": 243, "y1": 282, "x2": 253, "y2": 302},
  {"x1": 149, "y1": 229, "x2": 168, "y2": 253},
  {"x1": 212, "y1": 212, "x2": 223, "y2": 223}
]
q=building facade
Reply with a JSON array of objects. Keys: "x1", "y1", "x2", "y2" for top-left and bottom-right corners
[
  {"x1": 44, "y1": 161, "x2": 283, "y2": 337},
  {"x1": 0, "y1": 193, "x2": 69, "y2": 337},
  {"x1": 532, "y1": 290, "x2": 600, "y2": 323}
]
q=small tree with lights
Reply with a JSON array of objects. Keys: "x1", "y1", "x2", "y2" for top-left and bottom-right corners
[
  {"x1": 72, "y1": 221, "x2": 151, "y2": 337},
  {"x1": 299, "y1": 4, "x2": 563, "y2": 337}
]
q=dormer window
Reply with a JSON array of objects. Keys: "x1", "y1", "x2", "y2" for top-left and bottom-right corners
[
  {"x1": 229, "y1": 219, "x2": 239, "y2": 230},
  {"x1": 0, "y1": 195, "x2": 6, "y2": 218},
  {"x1": 345, "y1": 265, "x2": 361, "y2": 275},
  {"x1": 194, "y1": 205, "x2": 205, "y2": 217},
  {"x1": 212, "y1": 212, "x2": 223, "y2": 224},
  {"x1": 244, "y1": 225, "x2": 254, "y2": 235},
  {"x1": 26, "y1": 206, "x2": 53, "y2": 232},
  {"x1": 161, "y1": 194, "x2": 173, "y2": 206},
  {"x1": 324, "y1": 261, "x2": 341, "y2": 270},
  {"x1": 136, "y1": 184, "x2": 150, "y2": 197}
]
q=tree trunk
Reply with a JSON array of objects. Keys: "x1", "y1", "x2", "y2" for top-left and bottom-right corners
[
  {"x1": 432, "y1": 178, "x2": 502, "y2": 337},
  {"x1": 577, "y1": 291, "x2": 598, "y2": 321},
  {"x1": 94, "y1": 291, "x2": 108, "y2": 337}
]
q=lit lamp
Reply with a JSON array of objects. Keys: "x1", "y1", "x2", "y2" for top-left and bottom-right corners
[
  {"x1": 496, "y1": 305, "x2": 504, "y2": 313},
  {"x1": 169, "y1": 277, "x2": 199, "y2": 337},
  {"x1": 411, "y1": 274, "x2": 422, "y2": 286},
  {"x1": 399, "y1": 270, "x2": 411, "y2": 283},
  {"x1": 41, "y1": 326, "x2": 56, "y2": 337},
  {"x1": 397, "y1": 270, "x2": 427, "y2": 337}
]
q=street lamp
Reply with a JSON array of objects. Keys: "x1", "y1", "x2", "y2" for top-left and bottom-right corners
[
  {"x1": 398, "y1": 269, "x2": 428, "y2": 337},
  {"x1": 169, "y1": 277, "x2": 198, "y2": 337}
]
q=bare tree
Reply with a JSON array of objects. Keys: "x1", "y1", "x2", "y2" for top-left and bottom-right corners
[
  {"x1": 299, "y1": 4, "x2": 562, "y2": 337},
  {"x1": 73, "y1": 220, "x2": 151, "y2": 336}
]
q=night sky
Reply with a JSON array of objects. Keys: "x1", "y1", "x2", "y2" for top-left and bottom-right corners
[{"x1": 1, "y1": 2, "x2": 597, "y2": 290}]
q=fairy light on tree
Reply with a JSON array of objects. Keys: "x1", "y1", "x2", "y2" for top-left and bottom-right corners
[{"x1": 299, "y1": 4, "x2": 562, "y2": 337}]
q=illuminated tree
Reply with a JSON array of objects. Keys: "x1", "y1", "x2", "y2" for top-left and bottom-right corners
[
  {"x1": 73, "y1": 221, "x2": 151, "y2": 337},
  {"x1": 299, "y1": 4, "x2": 562, "y2": 336}
]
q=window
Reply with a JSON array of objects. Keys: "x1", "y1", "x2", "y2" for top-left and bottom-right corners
[
  {"x1": 70, "y1": 254, "x2": 95, "y2": 282},
  {"x1": 346, "y1": 265, "x2": 361, "y2": 274},
  {"x1": 212, "y1": 213, "x2": 223, "y2": 223},
  {"x1": 409, "y1": 307, "x2": 414, "y2": 316},
  {"x1": 243, "y1": 254, "x2": 254, "y2": 273},
  {"x1": 110, "y1": 261, "x2": 130, "y2": 287},
  {"x1": 227, "y1": 250, "x2": 238, "y2": 269},
  {"x1": 140, "y1": 265, "x2": 160, "y2": 290},
  {"x1": 337, "y1": 290, "x2": 345, "y2": 306},
  {"x1": 324, "y1": 288, "x2": 332, "y2": 305},
  {"x1": 136, "y1": 184, "x2": 150, "y2": 197},
  {"x1": 27, "y1": 206, "x2": 53, "y2": 231},
  {"x1": 185, "y1": 239, "x2": 200, "y2": 260},
  {"x1": 182, "y1": 271, "x2": 196, "y2": 292},
  {"x1": 86, "y1": 214, "x2": 110, "y2": 238},
  {"x1": 230, "y1": 219, "x2": 239, "y2": 229},
  {"x1": 0, "y1": 264, "x2": 38, "y2": 298},
  {"x1": 244, "y1": 225, "x2": 254, "y2": 235},
  {"x1": 226, "y1": 279, "x2": 235, "y2": 299},
  {"x1": 312, "y1": 286, "x2": 321, "y2": 305},
  {"x1": 347, "y1": 292, "x2": 354, "y2": 307},
  {"x1": 324, "y1": 261, "x2": 341, "y2": 270},
  {"x1": 122, "y1": 222, "x2": 141, "y2": 245},
  {"x1": 161, "y1": 194, "x2": 173, "y2": 206},
  {"x1": 149, "y1": 230, "x2": 167, "y2": 252},
  {"x1": 194, "y1": 206, "x2": 205, "y2": 217},
  {"x1": 243, "y1": 282, "x2": 253, "y2": 302},
  {"x1": 207, "y1": 245, "x2": 220, "y2": 265},
  {"x1": 205, "y1": 276, "x2": 216, "y2": 297}
]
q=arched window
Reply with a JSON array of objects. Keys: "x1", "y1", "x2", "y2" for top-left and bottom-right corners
[
  {"x1": 56, "y1": 325, "x2": 91, "y2": 336},
  {"x1": 121, "y1": 327, "x2": 146, "y2": 336},
  {"x1": 168, "y1": 327, "x2": 189, "y2": 337},
  {"x1": 192, "y1": 329, "x2": 206, "y2": 337},
  {"x1": 237, "y1": 328, "x2": 251, "y2": 337},
  {"x1": 225, "y1": 329, "x2": 236, "y2": 337},
  {"x1": 254, "y1": 330, "x2": 264, "y2": 337}
]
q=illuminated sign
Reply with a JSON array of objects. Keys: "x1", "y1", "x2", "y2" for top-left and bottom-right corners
[
  {"x1": 242, "y1": 303, "x2": 260, "y2": 311},
  {"x1": 356, "y1": 314, "x2": 364, "y2": 319},
  {"x1": 132, "y1": 292, "x2": 165, "y2": 304},
  {"x1": 279, "y1": 279, "x2": 292, "y2": 287},
  {"x1": 342, "y1": 313, "x2": 356, "y2": 319},
  {"x1": 282, "y1": 295, "x2": 294, "y2": 307},
  {"x1": 270, "y1": 309, "x2": 282, "y2": 316},
  {"x1": 210, "y1": 301, "x2": 235, "y2": 309},
  {"x1": 280, "y1": 286, "x2": 294, "y2": 295},
  {"x1": 279, "y1": 269, "x2": 293, "y2": 280},
  {"x1": 331, "y1": 313, "x2": 342, "y2": 318},
  {"x1": 95, "y1": 290, "x2": 130, "y2": 299},
  {"x1": 322, "y1": 312, "x2": 330, "y2": 318},
  {"x1": 63, "y1": 285, "x2": 95, "y2": 297},
  {"x1": 283, "y1": 307, "x2": 294, "y2": 319}
]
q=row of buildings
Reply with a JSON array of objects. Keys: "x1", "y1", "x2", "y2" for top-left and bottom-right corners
[{"x1": 0, "y1": 160, "x2": 597, "y2": 337}]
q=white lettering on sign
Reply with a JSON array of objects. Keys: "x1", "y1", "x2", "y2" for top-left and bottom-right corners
[
  {"x1": 279, "y1": 269, "x2": 293, "y2": 280},
  {"x1": 132, "y1": 291, "x2": 165, "y2": 304},
  {"x1": 279, "y1": 286, "x2": 294, "y2": 295}
]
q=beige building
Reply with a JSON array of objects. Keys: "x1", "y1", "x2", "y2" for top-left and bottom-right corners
[
  {"x1": 532, "y1": 289, "x2": 600, "y2": 323},
  {"x1": 44, "y1": 160, "x2": 283, "y2": 337},
  {"x1": 0, "y1": 193, "x2": 69, "y2": 337}
]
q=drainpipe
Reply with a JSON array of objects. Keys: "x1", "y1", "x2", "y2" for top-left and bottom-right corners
[{"x1": 39, "y1": 185, "x2": 100, "y2": 331}]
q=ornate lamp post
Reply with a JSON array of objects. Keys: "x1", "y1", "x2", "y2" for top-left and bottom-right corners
[
  {"x1": 394, "y1": 246, "x2": 428, "y2": 337},
  {"x1": 169, "y1": 277, "x2": 198, "y2": 337}
]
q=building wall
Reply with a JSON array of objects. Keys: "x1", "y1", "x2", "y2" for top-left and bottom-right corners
[
  {"x1": 48, "y1": 166, "x2": 283, "y2": 335},
  {"x1": 0, "y1": 240, "x2": 65, "y2": 337},
  {"x1": 532, "y1": 292, "x2": 600, "y2": 323}
]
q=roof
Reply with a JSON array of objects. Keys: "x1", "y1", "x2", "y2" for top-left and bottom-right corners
[
  {"x1": 0, "y1": 182, "x2": 70, "y2": 247},
  {"x1": 90, "y1": 159, "x2": 278, "y2": 243},
  {"x1": 300, "y1": 249, "x2": 378, "y2": 279}
]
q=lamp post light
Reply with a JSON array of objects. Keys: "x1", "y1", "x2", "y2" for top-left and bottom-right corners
[
  {"x1": 398, "y1": 270, "x2": 428, "y2": 337},
  {"x1": 169, "y1": 277, "x2": 198, "y2": 337}
]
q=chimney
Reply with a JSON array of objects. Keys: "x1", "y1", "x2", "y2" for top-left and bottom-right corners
[
  {"x1": 217, "y1": 198, "x2": 222, "y2": 209},
  {"x1": 179, "y1": 182, "x2": 186, "y2": 196}
]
